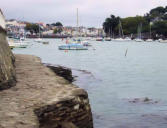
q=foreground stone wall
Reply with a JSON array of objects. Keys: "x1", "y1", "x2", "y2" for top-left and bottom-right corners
[
  {"x1": 0, "y1": 55, "x2": 93, "y2": 128},
  {"x1": 35, "y1": 89, "x2": 93, "y2": 128},
  {"x1": 0, "y1": 9, "x2": 6, "y2": 29},
  {"x1": 0, "y1": 11, "x2": 16, "y2": 90}
]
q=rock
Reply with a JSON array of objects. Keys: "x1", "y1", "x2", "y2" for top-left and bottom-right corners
[
  {"x1": 143, "y1": 97, "x2": 151, "y2": 102},
  {"x1": 71, "y1": 89, "x2": 88, "y2": 98},
  {"x1": 44, "y1": 63, "x2": 74, "y2": 82},
  {"x1": 0, "y1": 11, "x2": 16, "y2": 90},
  {"x1": 61, "y1": 122, "x2": 78, "y2": 128},
  {"x1": 128, "y1": 97, "x2": 159, "y2": 104},
  {"x1": 0, "y1": 54, "x2": 93, "y2": 128}
]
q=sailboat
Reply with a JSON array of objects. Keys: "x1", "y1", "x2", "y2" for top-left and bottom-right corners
[
  {"x1": 58, "y1": 9, "x2": 88, "y2": 50},
  {"x1": 105, "y1": 37, "x2": 111, "y2": 41},
  {"x1": 105, "y1": 27, "x2": 112, "y2": 41},
  {"x1": 35, "y1": 23, "x2": 42, "y2": 42},
  {"x1": 135, "y1": 23, "x2": 143, "y2": 42},
  {"x1": 96, "y1": 37, "x2": 104, "y2": 41},
  {"x1": 146, "y1": 22, "x2": 153, "y2": 42},
  {"x1": 114, "y1": 20, "x2": 125, "y2": 41}
]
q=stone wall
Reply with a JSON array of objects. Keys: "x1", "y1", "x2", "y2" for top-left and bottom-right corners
[
  {"x1": 0, "y1": 54, "x2": 93, "y2": 128},
  {"x1": 0, "y1": 9, "x2": 6, "y2": 29},
  {"x1": 34, "y1": 89, "x2": 93, "y2": 128},
  {"x1": 0, "y1": 9, "x2": 93, "y2": 128},
  {"x1": 0, "y1": 10, "x2": 16, "y2": 90}
]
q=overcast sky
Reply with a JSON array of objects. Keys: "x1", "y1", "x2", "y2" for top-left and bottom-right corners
[{"x1": 1, "y1": 0, "x2": 167, "y2": 27}]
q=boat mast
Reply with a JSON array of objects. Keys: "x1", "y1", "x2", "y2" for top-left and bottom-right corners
[
  {"x1": 140, "y1": 23, "x2": 142, "y2": 39},
  {"x1": 137, "y1": 24, "x2": 140, "y2": 39},
  {"x1": 38, "y1": 23, "x2": 40, "y2": 38},
  {"x1": 77, "y1": 8, "x2": 79, "y2": 37},
  {"x1": 119, "y1": 20, "x2": 124, "y2": 38},
  {"x1": 120, "y1": 20, "x2": 124, "y2": 38},
  {"x1": 119, "y1": 20, "x2": 121, "y2": 38},
  {"x1": 137, "y1": 23, "x2": 142, "y2": 39},
  {"x1": 150, "y1": 22, "x2": 152, "y2": 39}
]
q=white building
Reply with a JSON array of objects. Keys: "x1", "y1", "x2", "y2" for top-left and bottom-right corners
[
  {"x1": 6, "y1": 19, "x2": 19, "y2": 27},
  {"x1": 42, "y1": 30, "x2": 53, "y2": 35}
]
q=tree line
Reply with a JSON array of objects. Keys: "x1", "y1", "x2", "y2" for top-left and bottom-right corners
[
  {"x1": 25, "y1": 22, "x2": 63, "y2": 34},
  {"x1": 103, "y1": 6, "x2": 167, "y2": 38}
]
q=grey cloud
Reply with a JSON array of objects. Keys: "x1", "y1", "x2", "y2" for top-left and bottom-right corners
[{"x1": 1, "y1": 0, "x2": 167, "y2": 27}]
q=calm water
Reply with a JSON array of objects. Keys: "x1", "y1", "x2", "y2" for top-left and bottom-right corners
[{"x1": 13, "y1": 39, "x2": 167, "y2": 128}]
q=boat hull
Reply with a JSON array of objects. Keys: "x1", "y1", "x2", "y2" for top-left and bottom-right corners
[
  {"x1": 159, "y1": 40, "x2": 167, "y2": 43},
  {"x1": 58, "y1": 44, "x2": 88, "y2": 50}
]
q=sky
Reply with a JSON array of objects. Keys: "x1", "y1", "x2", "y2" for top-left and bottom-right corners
[{"x1": 1, "y1": 0, "x2": 167, "y2": 27}]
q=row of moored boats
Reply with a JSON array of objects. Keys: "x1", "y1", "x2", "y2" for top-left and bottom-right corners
[
  {"x1": 95, "y1": 37, "x2": 167, "y2": 43},
  {"x1": 8, "y1": 37, "x2": 49, "y2": 49}
]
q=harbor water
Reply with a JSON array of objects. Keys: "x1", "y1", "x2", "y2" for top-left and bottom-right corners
[{"x1": 13, "y1": 39, "x2": 167, "y2": 128}]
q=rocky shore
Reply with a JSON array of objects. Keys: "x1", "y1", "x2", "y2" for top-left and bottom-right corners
[
  {"x1": 44, "y1": 63, "x2": 74, "y2": 83},
  {"x1": 0, "y1": 54, "x2": 93, "y2": 128},
  {"x1": 0, "y1": 10, "x2": 93, "y2": 128},
  {"x1": 0, "y1": 14, "x2": 16, "y2": 90}
]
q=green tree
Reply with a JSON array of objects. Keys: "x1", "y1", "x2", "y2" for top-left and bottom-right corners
[
  {"x1": 150, "y1": 6, "x2": 166, "y2": 15},
  {"x1": 51, "y1": 22, "x2": 63, "y2": 27},
  {"x1": 102, "y1": 6, "x2": 167, "y2": 37},
  {"x1": 152, "y1": 21, "x2": 167, "y2": 36},
  {"x1": 53, "y1": 28, "x2": 63, "y2": 34},
  {"x1": 25, "y1": 23, "x2": 41, "y2": 34},
  {"x1": 103, "y1": 15, "x2": 120, "y2": 36},
  {"x1": 121, "y1": 16, "x2": 149, "y2": 35},
  {"x1": 149, "y1": 6, "x2": 166, "y2": 21}
]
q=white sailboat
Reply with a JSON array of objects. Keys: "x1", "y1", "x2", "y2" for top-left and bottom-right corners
[
  {"x1": 135, "y1": 23, "x2": 143, "y2": 42},
  {"x1": 96, "y1": 37, "x2": 104, "y2": 41},
  {"x1": 146, "y1": 22, "x2": 153, "y2": 42},
  {"x1": 124, "y1": 37, "x2": 132, "y2": 41},
  {"x1": 35, "y1": 23, "x2": 42, "y2": 42},
  {"x1": 114, "y1": 20, "x2": 125, "y2": 41},
  {"x1": 159, "y1": 39, "x2": 167, "y2": 43},
  {"x1": 105, "y1": 37, "x2": 111, "y2": 41},
  {"x1": 58, "y1": 8, "x2": 88, "y2": 50}
]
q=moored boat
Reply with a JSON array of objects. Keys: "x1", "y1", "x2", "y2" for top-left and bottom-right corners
[
  {"x1": 34, "y1": 38, "x2": 42, "y2": 43},
  {"x1": 135, "y1": 23, "x2": 143, "y2": 42},
  {"x1": 43, "y1": 41, "x2": 49, "y2": 44},
  {"x1": 105, "y1": 37, "x2": 111, "y2": 41},
  {"x1": 8, "y1": 38, "x2": 29, "y2": 48},
  {"x1": 34, "y1": 23, "x2": 43, "y2": 42},
  {"x1": 9, "y1": 42, "x2": 28, "y2": 48},
  {"x1": 146, "y1": 39, "x2": 153, "y2": 42},
  {"x1": 96, "y1": 37, "x2": 103, "y2": 41},
  {"x1": 82, "y1": 40, "x2": 91, "y2": 46},
  {"x1": 114, "y1": 38, "x2": 124, "y2": 41},
  {"x1": 114, "y1": 20, "x2": 125, "y2": 42},
  {"x1": 58, "y1": 43, "x2": 88, "y2": 50},
  {"x1": 135, "y1": 38, "x2": 143, "y2": 42},
  {"x1": 124, "y1": 37, "x2": 132, "y2": 41},
  {"x1": 159, "y1": 40, "x2": 167, "y2": 43}
]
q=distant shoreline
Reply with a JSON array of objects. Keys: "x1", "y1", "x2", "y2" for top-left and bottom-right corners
[{"x1": 26, "y1": 34, "x2": 72, "y2": 38}]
